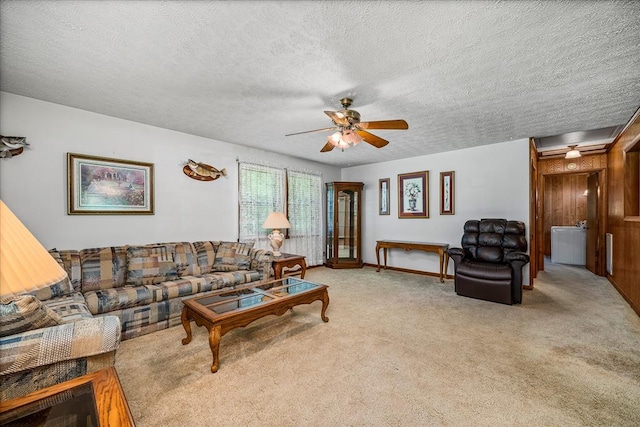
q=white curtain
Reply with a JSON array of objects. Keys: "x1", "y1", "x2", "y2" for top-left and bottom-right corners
[
  {"x1": 238, "y1": 162, "x2": 324, "y2": 266},
  {"x1": 238, "y1": 162, "x2": 285, "y2": 249},
  {"x1": 286, "y1": 169, "x2": 323, "y2": 266}
]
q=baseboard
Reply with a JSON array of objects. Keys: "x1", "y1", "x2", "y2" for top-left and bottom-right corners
[
  {"x1": 362, "y1": 263, "x2": 452, "y2": 280},
  {"x1": 607, "y1": 275, "x2": 640, "y2": 317}
]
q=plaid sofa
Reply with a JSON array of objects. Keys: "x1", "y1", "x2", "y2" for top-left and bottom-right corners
[
  {"x1": 0, "y1": 240, "x2": 272, "y2": 401},
  {"x1": 58, "y1": 241, "x2": 272, "y2": 340},
  {"x1": 1, "y1": 269, "x2": 121, "y2": 401}
]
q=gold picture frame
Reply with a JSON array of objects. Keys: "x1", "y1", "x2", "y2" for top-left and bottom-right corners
[
  {"x1": 67, "y1": 153, "x2": 154, "y2": 215},
  {"x1": 398, "y1": 171, "x2": 429, "y2": 218}
]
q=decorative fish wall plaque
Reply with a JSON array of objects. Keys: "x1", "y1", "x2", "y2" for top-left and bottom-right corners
[
  {"x1": 183, "y1": 159, "x2": 227, "y2": 181},
  {"x1": 1, "y1": 136, "x2": 29, "y2": 159}
]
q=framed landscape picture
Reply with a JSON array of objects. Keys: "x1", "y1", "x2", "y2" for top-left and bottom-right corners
[
  {"x1": 398, "y1": 171, "x2": 429, "y2": 218},
  {"x1": 67, "y1": 153, "x2": 154, "y2": 215},
  {"x1": 440, "y1": 171, "x2": 455, "y2": 215},
  {"x1": 379, "y1": 178, "x2": 390, "y2": 215}
]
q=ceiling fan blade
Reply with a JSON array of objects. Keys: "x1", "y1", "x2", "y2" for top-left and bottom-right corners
[
  {"x1": 324, "y1": 110, "x2": 350, "y2": 126},
  {"x1": 320, "y1": 141, "x2": 335, "y2": 152},
  {"x1": 355, "y1": 130, "x2": 389, "y2": 148},
  {"x1": 357, "y1": 120, "x2": 408, "y2": 130},
  {"x1": 285, "y1": 126, "x2": 337, "y2": 137}
]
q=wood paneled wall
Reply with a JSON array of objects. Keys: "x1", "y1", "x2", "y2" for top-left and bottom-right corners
[
  {"x1": 607, "y1": 108, "x2": 640, "y2": 316},
  {"x1": 543, "y1": 174, "x2": 588, "y2": 256}
]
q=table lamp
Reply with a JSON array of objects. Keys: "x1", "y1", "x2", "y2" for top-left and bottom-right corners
[
  {"x1": 0, "y1": 200, "x2": 68, "y2": 298},
  {"x1": 262, "y1": 212, "x2": 291, "y2": 257}
]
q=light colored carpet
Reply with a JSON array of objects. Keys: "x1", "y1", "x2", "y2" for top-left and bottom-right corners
[{"x1": 115, "y1": 264, "x2": 640, "y2": 426}]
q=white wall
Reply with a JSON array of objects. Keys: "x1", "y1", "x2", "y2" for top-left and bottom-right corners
[
  {"x1": 1, "y1": 92, "x2": 531, "y2": 281},
  {"x1": 0, "y1": 92, "x2": 341, "y2": 249},
  {"x1": 341, "y1": 139, "x2": 531, "y2": 279}
]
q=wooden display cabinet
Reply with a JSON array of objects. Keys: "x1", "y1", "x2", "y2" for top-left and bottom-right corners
[{"x1": 325, "y1": 182, "x2": 363, "y2": 269}]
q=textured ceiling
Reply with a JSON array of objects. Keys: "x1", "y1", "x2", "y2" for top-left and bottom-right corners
[{"x1": 1, "y1": 1, "x2": 639, "y2": 167}]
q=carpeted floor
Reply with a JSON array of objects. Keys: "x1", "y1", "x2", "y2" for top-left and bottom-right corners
[{"x1": 115, "y1": 263, "x2": 640, "y2": 426}]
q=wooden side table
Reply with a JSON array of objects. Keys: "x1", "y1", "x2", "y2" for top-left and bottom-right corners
[
  {"x1": 0, "y1": 367, "x2": 135, "y2": 426},
  {"x1": 272, "y1": 253, "x2": 306, "y2": 279}
]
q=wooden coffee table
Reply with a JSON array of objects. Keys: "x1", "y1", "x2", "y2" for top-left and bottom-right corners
[{"x1": 181, "y1": 277, "x2": 329, "y2": 373}]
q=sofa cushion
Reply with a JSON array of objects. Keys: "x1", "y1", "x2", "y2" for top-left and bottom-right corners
[
  {"x1": 126, "y1": 245, "x2": 181, "y2": 286},
  {"x1": 84, "y1": 276, "x2": 207, "y2": 314},
  {"x1": 193, "y1": 241, "x2": 221, "y2": 274},
  {"x1": 0, "y1": 295, "x2": 63, "y2": 337},
  {"x1": 213, "y1": 242, "x2": 252, "y2": 272},
  {"x1": 84, "y1": 286, "x2": 157, "y2": 315},
  {"x1": 44, "y1": 292, "x2": 94, "y2": 322},
  {"x1": 149, "y1": 276, "x2": 207, "y2": 302},
  {"x1": 58, "y1": 250, "x2": 82, "y2": 292},
  {"x1": 152, "y1": 241, "x2": 200, "y2": 276},
  {"x1": 171, "y1": 242, "x2": 201, "y2": 276},
  {"x1": 25, "y1": 249, "x2": 75, "y2": 302},
  {"x1": 202, "y1": 270, "x2": 262, "y2": 290},
  {"x1": 80, "y1": 246, "x2": 128, "y2": 292}
]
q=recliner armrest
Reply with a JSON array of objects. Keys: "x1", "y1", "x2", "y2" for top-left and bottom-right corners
[
  {"x1": 504, "y1": 251, "x2": 530, "y2": 265},
  {"x1": 504, "y1": 251, "x2": 529, "y2": 304},
  {"x1": 448, "y1": 247, "x2": 466, "y2": 265}
]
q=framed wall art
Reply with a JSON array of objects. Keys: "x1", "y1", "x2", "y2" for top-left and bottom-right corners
[
  {"x1": 440, "y1": 171, "x2": 455, "y2": 215},
  {"x1": 379, "y1": 178, "x2": 390, "y2": 215},
  {"x1": 67, "y1": 153, "x2": 154, "y2": 215},
  {"x1": 398, "y1": 171, "x2": 429, "y2": 218}
]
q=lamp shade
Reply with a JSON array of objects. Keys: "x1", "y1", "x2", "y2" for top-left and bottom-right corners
[
  {"x1": 0, "y1": 200, "x2": 68, "y2": 298},
  {"x1": 262, "y1": 212, "x2": 291, "y2": 229}
]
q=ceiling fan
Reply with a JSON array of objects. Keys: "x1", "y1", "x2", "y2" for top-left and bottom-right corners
[{"x1": 286, "y1": 98, "x2": 408, "y2": 152}]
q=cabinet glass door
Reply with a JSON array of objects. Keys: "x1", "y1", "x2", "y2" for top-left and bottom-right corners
[
  {"x1": 325, "y1": 182, "x2": 363, "y2": 268},
  {"x1": 326, "y1": 183, "x2": 334, "y2": 261},
  {"x1": 337, "y1": 189, "x2": 358, "y2": 261}
]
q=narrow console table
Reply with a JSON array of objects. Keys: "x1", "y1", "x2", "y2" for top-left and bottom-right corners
[{"x1": 375, "y1": 240, "x2": 450, "y2": 282}]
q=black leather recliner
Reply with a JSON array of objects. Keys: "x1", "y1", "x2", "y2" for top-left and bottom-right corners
[{"x1": 448, "y1": 219, "x2": 530, "y2": 305}]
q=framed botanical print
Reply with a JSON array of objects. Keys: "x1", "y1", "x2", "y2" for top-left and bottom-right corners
[
  {"x1": 379, "y1": 178, "x2": 390, "y2": 215},
  {"x1": 398, "y1": 171, "x2": 429, "y2": 218},
  {"x1": 67, "y1": 153, "x2": 154, "y2": 215},
  {"x1": 440, "y1": 171, "x2": 455, "y2": 215}
]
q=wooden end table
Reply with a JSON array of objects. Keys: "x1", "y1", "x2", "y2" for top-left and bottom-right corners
[
  {"x1": 272, "y1": 253, "x2": 306, "y2": 279},
  {"x1": 0, "y1": 367, "x2": 135, "y2": 426}
]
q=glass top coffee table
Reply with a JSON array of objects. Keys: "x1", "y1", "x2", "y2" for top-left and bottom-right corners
[{"x1": 181, "y1": 277, "x2": 330, "y2": 373}]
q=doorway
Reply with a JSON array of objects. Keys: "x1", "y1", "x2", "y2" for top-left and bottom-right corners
[{"x1": 539, "y1": 170, "x2": 605, "y2": 276}]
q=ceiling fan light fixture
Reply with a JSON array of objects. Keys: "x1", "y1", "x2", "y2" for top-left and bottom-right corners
[
  {"x1": 328, "y1": 131, "x2": 349, "y2": 149},
  {"x1": 287, "y1": 98, "x2": 406, "y2": 153},
  {"x1": 329, "y1": 131, "x2": 341, "y2": 142},
  {"x1": 565, "y1": 145, "x2": 581, "y2": 159},
  {"x1": 342, "y1": 129, "x2": 362, "y2": 146}
]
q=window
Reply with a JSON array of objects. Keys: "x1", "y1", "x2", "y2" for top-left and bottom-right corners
[
  {"x1": 239, "y1": 163, "x2": 323, "y2": 265},
  {"x1": 238, "y1": 163, "x2": 285, "y2": 246}
]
